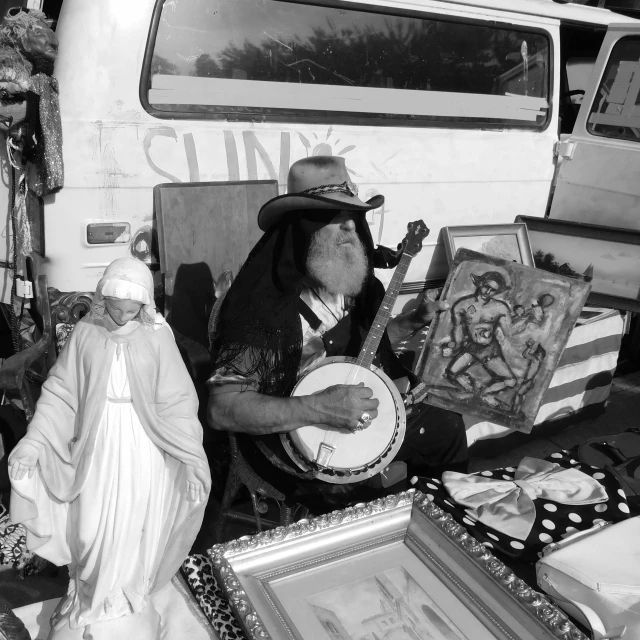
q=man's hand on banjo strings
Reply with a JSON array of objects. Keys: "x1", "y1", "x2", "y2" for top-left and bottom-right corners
[{"x1": 310, "y1": 382, "x2": 379, "y2": 433}]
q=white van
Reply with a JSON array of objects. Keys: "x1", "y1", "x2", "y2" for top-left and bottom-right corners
[{"x1": 2, "y1": 0, "x2": 640, "y2": 309}]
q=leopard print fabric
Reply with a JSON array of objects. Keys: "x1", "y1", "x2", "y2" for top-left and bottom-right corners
[
  {"x1": 0, "y1": 503, "x2": 49, "y2": 577},
  {"x1": 181, "y1": 554, "x2": 246, "y2": 640}
]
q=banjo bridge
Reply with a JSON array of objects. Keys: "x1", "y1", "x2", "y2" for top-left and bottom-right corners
[{"x1": 316, "y1": 442, "x2": 336, "y2": 467}]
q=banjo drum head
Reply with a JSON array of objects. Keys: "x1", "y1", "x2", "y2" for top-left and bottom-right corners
[{"x1": 285, "y1": 357, "x2": 406, "y2": 483}]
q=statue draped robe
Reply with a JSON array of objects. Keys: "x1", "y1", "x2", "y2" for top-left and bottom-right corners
[{"x1": 9, "y1": 317, "x2": 210, "y2": 628}]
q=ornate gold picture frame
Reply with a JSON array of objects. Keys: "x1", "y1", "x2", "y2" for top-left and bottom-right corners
[{"x1": 210, "y1": 490, "x2": 587, "y2": 640}]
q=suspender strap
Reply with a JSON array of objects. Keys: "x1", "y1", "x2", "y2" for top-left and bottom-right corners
[{"x1": 298, "y1": 298, "x2": 322, "y2": 331}]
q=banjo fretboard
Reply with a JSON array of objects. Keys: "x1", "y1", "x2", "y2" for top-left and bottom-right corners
[{"x1": 355, "y1": 249, "x2": 416, "y2": 369}]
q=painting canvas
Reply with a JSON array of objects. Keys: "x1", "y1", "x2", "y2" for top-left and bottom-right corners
[{"x1": 416, "y1": 248, "x2": 591, "y2": 432}]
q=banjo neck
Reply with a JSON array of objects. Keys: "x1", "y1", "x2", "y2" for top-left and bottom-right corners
[{"x1": 356, "y1": 249, "x2": 416, "y2": 369}]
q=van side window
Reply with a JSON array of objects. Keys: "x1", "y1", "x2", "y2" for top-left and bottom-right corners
[
  {"x1": 144, "y1": 0, "x2": 550, "y2": 128},
  {"x1": 587, "y1": 36, "x2": 640, "y2": 142}
]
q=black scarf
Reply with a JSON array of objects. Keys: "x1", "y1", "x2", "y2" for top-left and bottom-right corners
[{"x1": 210, "y1": 211, "x2": 410, "y2": 396}]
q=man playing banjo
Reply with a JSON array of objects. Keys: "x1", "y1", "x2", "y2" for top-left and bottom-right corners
[{"x1": 207, "y1": 156, "x2": 468, "y2": 511}]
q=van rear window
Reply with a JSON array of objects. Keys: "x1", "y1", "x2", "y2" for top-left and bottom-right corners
[
  {"x1": 587, "y1": 37, "x2": 640, "y2": 142},
  {"x1": 144, "y1": 0, "x2": 550, "y2": 128}
]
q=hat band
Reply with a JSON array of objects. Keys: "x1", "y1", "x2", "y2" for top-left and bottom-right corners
[{"x1": 300, "y1": 180, "x2": 359, "y2": 198}]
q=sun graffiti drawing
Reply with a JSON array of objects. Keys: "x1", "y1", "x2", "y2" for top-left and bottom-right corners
[{"x1": 298, "y1": 127, "x2": 359, "y2": 170}]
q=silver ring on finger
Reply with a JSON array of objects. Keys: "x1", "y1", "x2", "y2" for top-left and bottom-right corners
[
  {"x1": 353, "y1": 420, "x2": 365, "y2": 431},
  {"x1": 361, "y1": 412, "x2": 372, "y2": 424}
]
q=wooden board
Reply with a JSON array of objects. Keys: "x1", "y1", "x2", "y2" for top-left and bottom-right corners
[{"x1": 154, "y1": 180, "x2": 277, "y2": 345}]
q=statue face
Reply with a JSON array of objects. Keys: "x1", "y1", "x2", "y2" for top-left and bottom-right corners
[
  {"x1": 23, "y1": 25, "x2": 58, "y2": 61},
  {"x1": 104, "y1": 297, "x2": 144, "y2": 326}
]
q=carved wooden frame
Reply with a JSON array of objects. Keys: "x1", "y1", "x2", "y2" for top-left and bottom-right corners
[{"x1": 48, "y1": 289, "x2": 93, "y2": 356}]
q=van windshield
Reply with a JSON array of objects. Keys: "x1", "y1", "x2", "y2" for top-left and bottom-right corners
[{"x1": 146, "y1": 0, "x2": 550, "y2": 128}]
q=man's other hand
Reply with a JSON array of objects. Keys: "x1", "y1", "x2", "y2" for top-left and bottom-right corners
[
  {"x1": 387, "y1": 292, "x2": 450, "y2": 348},
  {"x1": 413, "y1": 298, "x2": 450, "y2": 326}
]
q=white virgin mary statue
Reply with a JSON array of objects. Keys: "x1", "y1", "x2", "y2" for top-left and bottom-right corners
[{"x1": 8, "y1": 258, "x2": 211, "y2": 640}]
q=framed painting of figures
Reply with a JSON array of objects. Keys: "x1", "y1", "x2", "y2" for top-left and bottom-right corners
[{"x1": 415, "y1": 248, "x2": 591, "y2": 432}]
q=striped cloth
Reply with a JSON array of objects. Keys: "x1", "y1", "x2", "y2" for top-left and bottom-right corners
[
  {"x1": 463, "y1": 311, "x2": 623, "y2": 445},
  {"x1": 396, "y1": 311, "x2": 624, "y2": 446}
]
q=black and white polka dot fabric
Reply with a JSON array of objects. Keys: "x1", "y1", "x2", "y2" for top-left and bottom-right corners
[{"x1": 416, "y1": 450, "x2": 631, "y2": 564}]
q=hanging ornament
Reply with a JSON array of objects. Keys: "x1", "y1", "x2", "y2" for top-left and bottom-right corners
[{"x1": 0, "y1": 7, "x2": 63, "y2": 195}]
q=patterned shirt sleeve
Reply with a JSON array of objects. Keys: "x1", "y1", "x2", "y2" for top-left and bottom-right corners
[
  {"x1": 209, "y1": 288, "x2": 347, "y2": 393},
  {"x1": 207, "y1": 347, "x2": 261, "y2": 394}
]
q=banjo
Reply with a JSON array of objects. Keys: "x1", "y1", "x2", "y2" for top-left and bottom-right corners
[{"x1": 281, "y1": 221, "x2": 429, "y2": 484}]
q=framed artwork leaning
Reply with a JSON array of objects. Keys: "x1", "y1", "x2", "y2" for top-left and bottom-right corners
[
  {"x1": 442, "y1": 223, "x2": 535, "y2": 268},
  {"x1": 516, "y1": 215, "x2": 640, "y2": 312},
  {"x1": 575, "y1": 306, "x2": 619, "y2": 327},
  {"x1": 210, "y1": 490, "x2": 588, "y2": 640},
  {"x1": 415, "y1": 248, "x2": 591, "y2": 432}
]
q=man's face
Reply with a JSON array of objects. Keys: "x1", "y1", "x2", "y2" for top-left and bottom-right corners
[
  {"x1": 478, "y1": 279, "x2": 500, "y2": 301},
  {"x1": 304, "y1": 209, "x2": 368, "y2": 296},
  {"x1": 303, "y1": 210, "x2": 359, "y2": 246}
]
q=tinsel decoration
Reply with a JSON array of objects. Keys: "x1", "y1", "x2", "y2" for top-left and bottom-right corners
[{"x1": 0, "y1": 7, "x2": 63, "y2": 195}]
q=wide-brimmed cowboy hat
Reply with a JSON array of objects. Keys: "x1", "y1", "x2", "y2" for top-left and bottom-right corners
[{"x1": 258, "y1": 156, "x2": 384, "y2": 231}]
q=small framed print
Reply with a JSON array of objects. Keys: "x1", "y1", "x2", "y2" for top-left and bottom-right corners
[{"x1": 443, "y1": 224, "x2": 535, "y2": 268}]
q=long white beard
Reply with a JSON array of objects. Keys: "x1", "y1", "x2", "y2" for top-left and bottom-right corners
[{"x1": 306, "y1": 230, "x2": 369, "y2": 296}]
